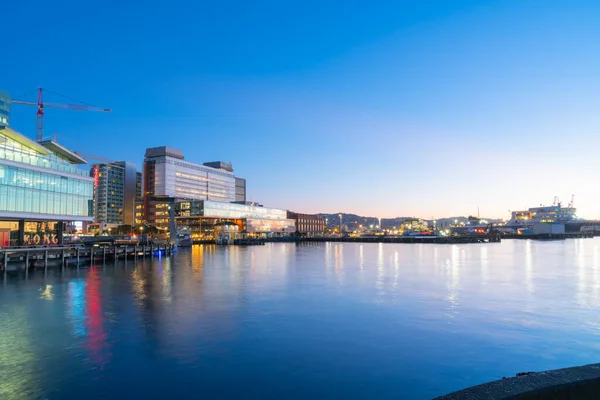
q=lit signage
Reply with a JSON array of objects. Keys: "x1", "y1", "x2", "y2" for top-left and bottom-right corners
[
  {"x1": 24, "y1": 233, "x2": 59, "y2": 245},
  {"x1": 94, "y1": 167, "x2": 99, "y2": 187}
]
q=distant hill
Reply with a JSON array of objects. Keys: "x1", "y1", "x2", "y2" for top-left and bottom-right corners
[{"x1": 318, "y1": 213, "x2": 502, "y2": 228}]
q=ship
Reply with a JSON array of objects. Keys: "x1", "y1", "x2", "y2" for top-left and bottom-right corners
[{"x1": 499, "y1": 196, "x2": 584, "y2": 232}]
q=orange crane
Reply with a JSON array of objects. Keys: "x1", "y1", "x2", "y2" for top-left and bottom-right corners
[{"x1": 11, "y1": 88, "x2": 111, "y2": 142}]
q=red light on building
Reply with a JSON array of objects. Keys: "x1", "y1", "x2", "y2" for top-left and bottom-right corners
[{"x1": 94, "y1": 167, "x2": 99, "y2": 187}]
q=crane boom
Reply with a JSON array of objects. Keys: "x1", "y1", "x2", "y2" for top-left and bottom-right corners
[
  {"x1": 11, "y1": 88, "x2": 111, "y2": 142},
  {"x1": 12, "y1": 100, "x2": 111, "y2": 112}
]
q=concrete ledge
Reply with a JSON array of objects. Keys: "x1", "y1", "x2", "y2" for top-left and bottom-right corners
[{"x1": 434, "y1": 363, "x2": 600, "y2": 400}]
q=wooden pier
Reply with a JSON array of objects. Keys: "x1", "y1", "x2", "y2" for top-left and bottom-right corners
[{"x1": 1, "y1": 243, "x2": 175, "y2": 272}]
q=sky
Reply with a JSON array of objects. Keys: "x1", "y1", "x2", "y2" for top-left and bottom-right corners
[{"x1": 3, "y1": 0, "x2": 600, "y2": 219}]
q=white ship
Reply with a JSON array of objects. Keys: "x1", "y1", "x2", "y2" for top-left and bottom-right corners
[{"x1": 503, "y1": 196, "x2": 579, "y2": 229}]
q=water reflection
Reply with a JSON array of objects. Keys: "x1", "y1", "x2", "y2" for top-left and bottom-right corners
[
  {"x1": 1, "y1": 241, "x2": 600, "y2": 399},
  {"x1": 85, "y1": 268, "x2": 111, "y2": 369}
]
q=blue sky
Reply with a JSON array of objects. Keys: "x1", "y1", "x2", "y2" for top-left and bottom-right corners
[{"x1": 4, "y1": 0, "x2": 600, "y2": 218}]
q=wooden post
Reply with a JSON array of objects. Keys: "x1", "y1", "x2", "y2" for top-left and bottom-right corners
[
  {"x1": 125, "y1": 245, "x2": 128, "y2": 261},
  {"x1": 103, "y1": 247, "x2": 106, "y2": 264},
  {"x1": 90, "y1": 247, "x2": 94, "y2": 266},
  {"x1": 44, "y1": 250, "x2": 48, "y2": 270},
  {"x1": 142, "y1": 245, "x2": 145, "y2": 259},
  {"x1": 114, "y1": 245, "x2": 117, "y2": 262},
  {"x1": 76, "y1": 248, "x2": 80, "y2": 269},
  {"x1": 61, "y1": 249, "x2": 65, "y2": 268},
  {"x1": 134, "y1": 246, "x2": 137, "y2": 261},
  {"x1": 3, "y1": 251, "x2": 7, "y2": 277},
  {"x1": 25, "y1": 251, "x2": 29, "y2": 278}
]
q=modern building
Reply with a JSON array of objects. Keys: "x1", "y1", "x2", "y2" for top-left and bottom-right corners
[
  {"x1": 89, "y1": 161, "x2": 139, "y2": 228},
  {"x1": 0, "y1": 126, "x2": 93, "y2": 246},
  {"x1": 287, "y1": 212, "x2": 326, "y2": 236},
  {"x1": 175, "y1": 200, "x2": 295, "y2": 239},
  {"x1": 136, "y1": 171, "x2": 142, "y2": 200},
  {"x1": 143, "y1": 146, "x2": 244, "y2": 203},
  {"x1": 235, "y1": 177, "x2": 246, "y2": 202},
  {"x1": 0, "y1": 90, "x2": 10, "y2": 127}
]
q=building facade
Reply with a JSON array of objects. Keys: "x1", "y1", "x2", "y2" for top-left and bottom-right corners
[
  {"x1": 0, "y1": 90, "x2": 10, "y2": 127},
  {"x1": 136, "y1": 171, "x2": 142, "y2": 200},
  {"x1": 143, "y1": 147, "x2": 235, "y2": 202},
  {"x1": 143, "y1": 146, "x2": 247, "y2": 204},
  {"x1": 90, "y1": 161, "x2": 139, "y2": 227},
  {"x1": 235, "y1": 177, "x2": 246, "y2": 202},
  {"x1": 0, "y1": 126, "x2": 93, "y2": 246},
  {"x1": 176, "y1": 200, "x2": 295, "y2": 239},
  {"x1": 287, "y1": 212, "x2": 326, "y2": 235}
]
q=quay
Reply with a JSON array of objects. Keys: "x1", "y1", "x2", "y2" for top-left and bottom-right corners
[
  {"x1": 192, "y1": 234, "x2": 502, "y2": 245},
  {"x1": 0, "y1": 242, "x2": 175, "y2": 272},
  {"x1": 501, "y1": 232, "x2": 594, "y2": 240}
]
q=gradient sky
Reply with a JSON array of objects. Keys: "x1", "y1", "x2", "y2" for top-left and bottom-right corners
[{"x1": 4, "y1": 0, "x2": 600, "y2": 219}]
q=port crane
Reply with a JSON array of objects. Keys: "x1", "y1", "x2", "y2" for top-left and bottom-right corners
[{"x1": 11, "y1": 88, "x2": 111, "y2": 142}]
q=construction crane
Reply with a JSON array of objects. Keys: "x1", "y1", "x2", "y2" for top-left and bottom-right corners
[{"x1": 11, "y1": 88, "x2": 111, "y2": 142}]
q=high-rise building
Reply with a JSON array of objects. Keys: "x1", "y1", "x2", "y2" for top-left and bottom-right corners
[
  {"x1": 235, "y1": 178, "x2": 246, "y2": 202},
  {"x1": 143, "y1": 146, "x2": 240, "y2": 202},
  {"x1": 0, "y1": 126, "x2": 93, "y2": 246},
  {"x1": 136, "y1": 171, "x2": 142, "y2": 200},
  {"x1": 0, "y1": 90, "x2": 10, "y2": 127},
  {"x1": 90, "y1": 161, "x2": 139, "y2": 227}
]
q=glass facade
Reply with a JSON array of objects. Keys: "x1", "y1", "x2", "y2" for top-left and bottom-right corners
[
  {"x1": 178, "y1": 200, "x2": 288, "y2": 220},
  {"x1": 145, "y1": 154, "x2": 236, "y2": 202},
  {"x1": 0, "y1": 137, "x2": 89, "y2": 177},
  {"x1": 0, "y1": 165, "x2": 92, "y2": 217},
  {"x1": 0, "y1": 127, "x2": 93, "y2": 219},
  {"x1": 0, "y1": 90, "x2": 10, "y2": 127}
]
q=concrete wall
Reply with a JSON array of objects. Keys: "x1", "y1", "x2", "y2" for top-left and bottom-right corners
[{"x1": 435, "y1": 363, "x2": 600, "y2": 400}]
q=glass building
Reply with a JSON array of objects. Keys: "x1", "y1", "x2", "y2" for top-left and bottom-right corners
[
  {"x1": 176, "y1": 200, "x2": 295, "y2": 239},
  {"x1": 0, "y1": 126, "x2": 93, "y2": 246},
  {"x1": 0, "y1": 89, "x2": 10, "y2": 127},
  {"x1": 143, "y1": 146, "x2": 240, "y2": 203}
]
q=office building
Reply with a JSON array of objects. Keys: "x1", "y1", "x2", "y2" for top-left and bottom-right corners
[
  {"x1": 90, "y1": 161, "x2": 139, "y2": 227},
  {"x1": 0, "y1": 126, "x2": 93, "y2": 246},
  {"x1": 287, "y1": 212, "x2": 326, "y2": 236},
  {"x1": 143, "y1": 146, "x2": 244, "y2": 203},
  {"x1": 0, "y1": 90, "x2": 10, "y2": 127},
  {"x1": 136, "y1": 171, "x2": 142, "y2": 200},
  {"x1": 235, "y1": 177, "x2": 246, "y2": 202}
]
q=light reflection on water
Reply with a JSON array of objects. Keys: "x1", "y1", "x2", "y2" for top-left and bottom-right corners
[{"x1": 1, "y1": 240, "x2": 600, "y2": 399}]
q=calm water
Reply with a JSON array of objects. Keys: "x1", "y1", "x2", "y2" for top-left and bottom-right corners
[{"x1": 2, "y1": 240, "x2": 600, "y2": 399}]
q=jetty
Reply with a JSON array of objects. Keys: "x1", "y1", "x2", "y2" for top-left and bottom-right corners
[{"x1": 0, "y1": 242, "x2": 175, "y2": 273}]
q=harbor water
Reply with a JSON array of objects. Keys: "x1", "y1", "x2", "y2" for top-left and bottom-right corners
[{"x1": 2, "y1": 240, "x2": 600, "y2": 399}]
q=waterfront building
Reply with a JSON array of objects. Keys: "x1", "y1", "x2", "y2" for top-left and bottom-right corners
[
  {"x1": 287, "y1": 212, "x2": 326, "y2": 236},
  {"x1": 134, "y1": 195, "x2": 178, "y2": 237},
  {"x1": 0, "y1": 126, "x2": 93, "y2": 246},
  {"x1": 235, "y1": 177, "x2": 246, "y2": 202},
  {"x1": 175, "y1": 200, "x2": 295, "y2": 239},
  {"x1": 0, "y1": 90, "x2": 10, "y2": 127},
  {"x1": 89, "y1": 161, "x2": 139, "y2": 229},
  {"x1": 143, "y1": 147, "x2": 244, "y2": 203},
  {"x1": 136, "y1": 171, "x2": 142, "y2": 200}
]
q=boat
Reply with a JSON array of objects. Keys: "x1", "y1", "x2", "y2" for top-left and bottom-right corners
[
  {"x1": 499, "y1": 196, "x2": 581, "y2": 232},
  {"x1": 175, "y1": 231, "x2": 193, "y2": 247}
]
